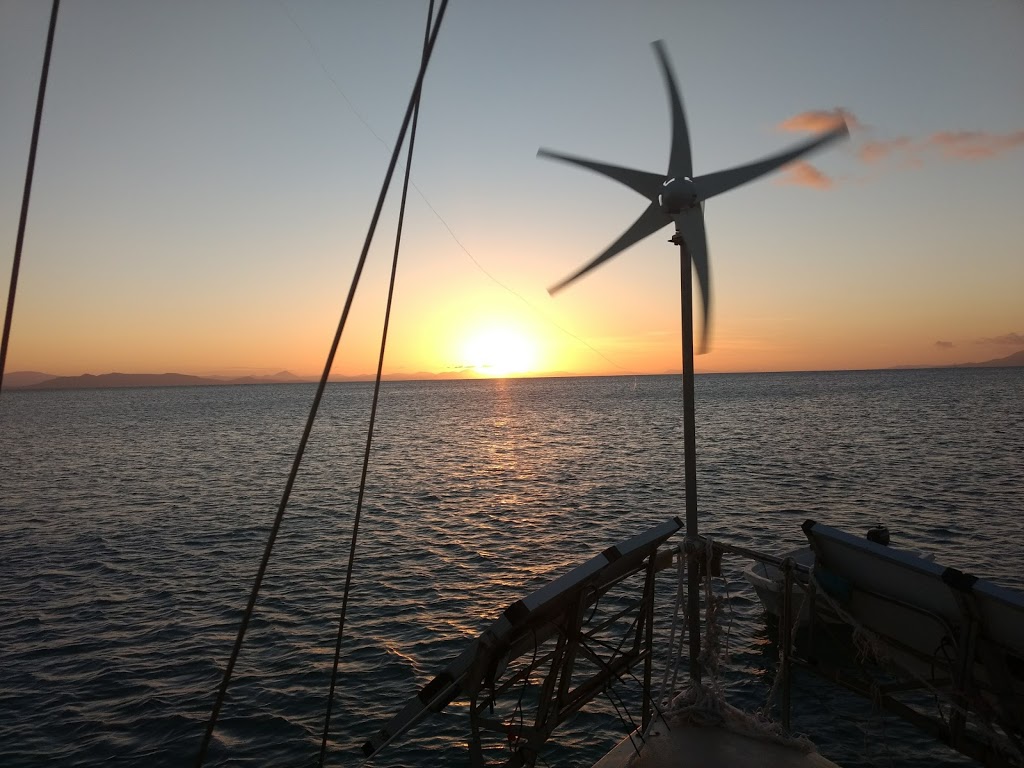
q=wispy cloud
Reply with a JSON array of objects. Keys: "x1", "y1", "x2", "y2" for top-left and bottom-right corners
[
  {"x1": 931, "y1": 130, "x2": 1024, "y2": 159},
  {"x1": 860, "y1": 130, "x2": 1024, "y2": 166},
  {"x1": 775, "y1": 108, "x2": 1024, "y2": 185},
  {"x1": 935, "y1": 340, "x2": 954, "y2": 349},
  {"x1": 778, "y1": 161, "x2": 833, "y2": 189},
  {"x1": 859, "y1": 137, "x2": 918, "y2": 165},
  {"x1": 772, "y1": 108, "x2": 860, "y2": 189},
  {"x1": 778, "y1": 108, "x2": 861, "y2": 133},
  {"x1": 977, "y1": 332, "x2": 1024, "y2": 346}
]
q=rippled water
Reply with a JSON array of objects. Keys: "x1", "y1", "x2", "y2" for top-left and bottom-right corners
[{"x1": 1, "y1": 369, "x2": 1021, "y2": 767}]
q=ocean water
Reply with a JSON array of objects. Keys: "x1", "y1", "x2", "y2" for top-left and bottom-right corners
[{"x1": 0, "y1": 369, "x2": 1021, "y2": 767}]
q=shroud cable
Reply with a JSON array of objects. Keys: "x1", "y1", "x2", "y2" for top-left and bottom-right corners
[
  {"x1": 1, "y1": 0, "x2": 60, "y2": 398},
  {"x1": 317, "y1": 0, "x2": 435, "y2": 764},
  {"x1": 194, "y1": 2, "x2": 450, "y2": 764}
]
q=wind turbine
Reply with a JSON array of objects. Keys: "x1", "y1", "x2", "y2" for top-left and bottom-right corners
[{"x1": 539, "y1": 40, "x2": 847, "y2": 686}]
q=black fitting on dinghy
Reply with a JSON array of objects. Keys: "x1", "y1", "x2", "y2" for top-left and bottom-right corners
[
  {"x1": 866, "y1": 525, "x2": 890, "y2": 546},
  {"x1": 941, "y1": 567, "x2": 978, "y2": 593}
]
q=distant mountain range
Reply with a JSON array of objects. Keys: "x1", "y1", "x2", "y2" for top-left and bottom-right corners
[
  {"x1": 4, "y1": 371, "x2": 56, "y2": 388},
  {"x1": 4, "y1": 369, "x2": 485, "y2": 390},
  {"x1": 892, "y1": 349, "x2": 1024, "y2": 370},
  {"x1": 952, "y1": 349, "x2": 1024, "y2": 368},
  {"x1": 8, "y1": 370, "x2": 307, "y2": 390},
  {"x1": 4, "y1": 350, "x2": 1023, "y2": 390}
]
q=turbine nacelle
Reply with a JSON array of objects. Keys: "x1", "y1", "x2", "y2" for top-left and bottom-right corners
[
  {"x1": 659, "y1": 176, "x2": 698, "y2": 215},
  {"x1": 538, "y1": 39, "x2": 849, "y2": 354}
]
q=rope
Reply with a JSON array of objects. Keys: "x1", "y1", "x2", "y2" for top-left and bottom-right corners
[
  {"x1": 698, "y1": 539, "x2": 724, "y2": 680},
  {"x1": 276, "y1": 3, "x2": 632, "y2": 376},
  {"x1": 761, "y1": 565, "x2": 808, "y2": 718},
  {"x1": 605, "y1": 683, "x2": 641, "y2": 746},
  {"x1": 193, "y1": 2, "x2": 450, "y2": 764},
  {"x1": 654, "y1": 540, "x2": 816, "y2": 754},
  {"x1": 507, "y1": 627, "x2": 540, "y2": 756},
  {"x1": 654, "y1": 544, "x2": 686, "y2": 709},
  {"x1": 316, "y1": 3, "x2": 435, "y2": 764},
  {"x1": 1, "y1": 0, "x2": 60, "y2": 398}
]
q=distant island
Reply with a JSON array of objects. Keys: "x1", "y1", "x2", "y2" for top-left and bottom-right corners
[
  {"x1": 6, "y1": 369, "x2": 481, "y2": 391},
  {"x1": 10, "y1": 370, "x2": 307, "y2": 391},
  {"x1": 4, "y1": 350, "x2": 1023, "y2": 391},
  {"x1": 954, "y1": 349, "x2": 1024, "y2": 368},
  {"x1": 893, "y1": 349, "x2": 1024, "y2": 371}
]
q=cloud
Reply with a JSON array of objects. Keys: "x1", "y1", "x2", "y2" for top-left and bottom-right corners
[
  {"x1": 860, "y1": 130, "x2": 1024, "y2": 166},
  {"x1": 935, "y1": 340, "x2": 954, "y2": 349},
  {"x1": 777, "y1": 161, "x2": 833, "y2": 189},
  {"x1": 778, "y1": 108, "x2": 862, "y2": 133},
  {"x1": 772, "y1": 109, "x2": 859, "y2": 190},
  {"x1": 930, "y1": 130, "x2": 1024, "y2": 159},
  {"x1": 773, "y1": 107, "x2": 1024, "y2": 186},
  {"x1": 860, "y1": 137, "x2": 918, "y2": 165},
  {"x1": 976, "y1": 332, "x2": 1024, "y2": 346}
]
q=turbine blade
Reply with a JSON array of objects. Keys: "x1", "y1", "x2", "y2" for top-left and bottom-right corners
[
  {"x1": 652, "y1": 40, "x2": 692, "y2": 179},
  {"x1": 674, "y1": 205, "x2": 711, "y2": 352},
  {"x1": 549, "y1": 202, "x2": 671, "y2": 295},
  {"x1": 537, "y1": 148, "x2": 663, "y2": 200},
  {"x1": 692, "y1": 122, "x2": 849, "y2": 202}
]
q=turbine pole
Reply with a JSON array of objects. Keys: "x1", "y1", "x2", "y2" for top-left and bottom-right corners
[{"x1": 673, "y1": 226, "x2": 702, "y2": 686}]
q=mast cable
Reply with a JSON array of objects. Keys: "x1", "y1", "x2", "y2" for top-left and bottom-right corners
[
  {"x1": 194, "y1": 1, "x2": 450, "y2": 763},
  {"x1": 1, "y1": 0, "x2": 60, "y2": 398},
  {"x1": 317, "y1": 0, "x2": 435, "y2": 763},
  {"x1": 276, "y1": 4, "x2": 631, "y2": 375}
]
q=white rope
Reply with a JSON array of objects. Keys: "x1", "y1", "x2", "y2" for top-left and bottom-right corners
[
  {"x1": 654, "y1": 544, "x2": 687, "y2": 710},
  {"x1": 656, "y1": 539, "x2": 817, "y2": 754}
]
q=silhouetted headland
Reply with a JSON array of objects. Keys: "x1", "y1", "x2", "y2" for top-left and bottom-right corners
[
  {"x1": 17, "y1": 371, "x2": 306, "y2": 391},
  {"x1": 954, "y1": 349, "x2": 1024, "y2": 368}
]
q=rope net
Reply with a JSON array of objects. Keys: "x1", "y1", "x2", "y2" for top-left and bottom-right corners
[{"x1": 654, "y1": 539, "x2": 817, "y2": 754}]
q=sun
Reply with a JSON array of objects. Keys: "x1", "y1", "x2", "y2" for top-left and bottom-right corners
[{"x1": 461, "y1": 326, "x2": 538, "y2": 377}]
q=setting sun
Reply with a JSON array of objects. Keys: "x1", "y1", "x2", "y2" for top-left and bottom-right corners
[{"x1": 461, "y1": 326, "x2": 538, "y2": 377}]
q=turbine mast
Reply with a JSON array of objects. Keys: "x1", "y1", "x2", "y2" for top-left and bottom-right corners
[
  {"x1": 672, "y1": 227, "x2": 702, "y2": 685},
  {"x1": 539, "y1": 37, "x2": 848, "y2": 692}
]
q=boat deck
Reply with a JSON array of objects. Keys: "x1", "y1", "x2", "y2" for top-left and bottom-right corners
[{"x1": 592, "y1": 717, "x2": 841, "y2": 768}]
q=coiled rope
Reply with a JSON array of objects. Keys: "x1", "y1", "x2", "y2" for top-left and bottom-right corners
[{"x1": 194, "y1": 2, "x2": 450, "y2": 764}]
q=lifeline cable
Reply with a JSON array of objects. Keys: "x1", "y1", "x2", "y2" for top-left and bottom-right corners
[
  {"x1": 317, "y1": 1, "x2": 435, "y2": 764},
  {"x1": 194, "y1": 2, "x2": 450, "y2": 764},
  {"x1": 1, "y1": 0, "x2": 60, "y2": 397},
  {"x1": 277, "y1": 3, "x2": 633, "y2": 376}
]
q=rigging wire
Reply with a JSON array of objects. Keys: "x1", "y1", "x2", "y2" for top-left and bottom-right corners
[
  {"x1": 1, "y1": 0, "x2": 60, "y2": 398},
  {"x1": 275, "y1": 2, "x2": 632, "y2": 376},
  {"x1": 194, "y1": 2, "x2": 450, "y2": 764},
  {"x1": 316, "y1": 1, "x2": 434, "y2": 764}
]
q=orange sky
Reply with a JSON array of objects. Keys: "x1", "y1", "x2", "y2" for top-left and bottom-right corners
[{"x1": 2, "y1": 2, "x2": 1022, "y2": 380}]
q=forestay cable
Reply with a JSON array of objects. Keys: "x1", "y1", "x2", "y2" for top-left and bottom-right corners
[
  {"x1": 317, "y1": 1, "x2": 435, "y2": 764},
  {"x1": 277, "y1": 4, "x2": 632, "y2": 375},
  {"x1": 194, "y1": 2, "x2": 450, "y2": 764},
  {"x1": 1, "y1": 0, "x2": 60, "y2": 398}
]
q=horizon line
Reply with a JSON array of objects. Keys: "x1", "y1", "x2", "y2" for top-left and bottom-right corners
[{"x1": 5, "y1": 357, "x2": 1022, "y2": 392}]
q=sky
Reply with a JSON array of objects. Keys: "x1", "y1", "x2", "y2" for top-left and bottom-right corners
[{"x1": 1, "y1": 0, "x2": 1022, "y2": 379}]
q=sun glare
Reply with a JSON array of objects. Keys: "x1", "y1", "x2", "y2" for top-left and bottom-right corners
[{"x1": 461, "y1": 326, "x2": 537, "y2": 377}]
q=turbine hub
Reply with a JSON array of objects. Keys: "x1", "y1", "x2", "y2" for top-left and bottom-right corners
[{"x1": 659, "y1": 176, "x2": 698, "y2": 214}]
